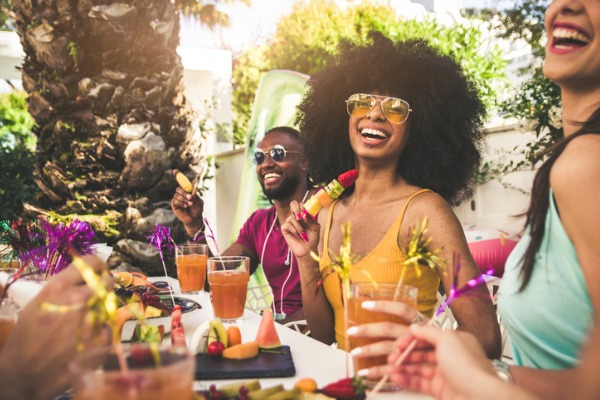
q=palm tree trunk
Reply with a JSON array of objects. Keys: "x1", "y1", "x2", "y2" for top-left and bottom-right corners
[{"x1": 12, "y1": 1, "x2": 202, "y2": 247}]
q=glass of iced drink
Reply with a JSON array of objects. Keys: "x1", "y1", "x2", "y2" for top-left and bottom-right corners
[
  {"x1": 70, "y1": 344, "x2": 195, "y2": 400},
  {"x1": 347, "y1": 283, "x2": 418, "y2": 390},
  {"x1": 0, "y1": 298, "x2": 17, "y2": 351},
  {"x1": 207, "y1": 256, "x2": 250, "y2": 324},
  {"x1": 176, "y1": 244, "x2": 208, "y2": 295}
]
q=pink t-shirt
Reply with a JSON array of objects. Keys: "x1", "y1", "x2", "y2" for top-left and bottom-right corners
[{"x1": 235, "y1": 207, "x2": 302, "y2": 316}]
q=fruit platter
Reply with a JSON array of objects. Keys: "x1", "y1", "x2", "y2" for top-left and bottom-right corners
[
  {"x1": 113, "y1": 271, "x2": 201, "y2": 341},
  {"x1": 190, "y1": 309, "x2": 296, "y2": 380}
]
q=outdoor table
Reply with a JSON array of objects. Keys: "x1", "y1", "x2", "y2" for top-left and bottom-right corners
[{"x1": 148, "y1": 277, "x2": 433, "y2": 399}]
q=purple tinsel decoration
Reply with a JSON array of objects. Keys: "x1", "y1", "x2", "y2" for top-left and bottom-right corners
[
  {"x1": 19, "y1": 219, "x2": 98, "y2": 277},
  {"x1": 147, "y1": 225, "x2": 174, "y2": 256},
  {"x1": 436, "y1": 253, "x2": 493, "y2": 317}
]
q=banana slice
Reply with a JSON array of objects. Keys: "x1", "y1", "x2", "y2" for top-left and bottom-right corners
[{"x1": 189, "y1": 320, "x2": 211, "y2": 354}]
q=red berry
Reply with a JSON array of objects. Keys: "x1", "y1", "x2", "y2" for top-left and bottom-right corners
[
  {"x1": 239, "y1": 386, "x2": 249, "y2": 396},
  {"x1": 209, "y1": 384, "x2": 217, "y2": 393},
  {"x1": 207, "y1": 341, "x2": 225, "y2": 357}
]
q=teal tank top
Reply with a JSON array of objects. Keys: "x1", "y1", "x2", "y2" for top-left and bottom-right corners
[{"x1": 497, "y1": 189, "x2": 592, "y2": 369}]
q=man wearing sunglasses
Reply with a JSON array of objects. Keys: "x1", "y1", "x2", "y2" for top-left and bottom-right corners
[{"x1": 171, "y1": 126, "x2": 316, "y2": 324}]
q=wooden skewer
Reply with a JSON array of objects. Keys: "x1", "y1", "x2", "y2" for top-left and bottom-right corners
[{"x1": 367, "y1": 338, "x2": 418, "y2": 398}]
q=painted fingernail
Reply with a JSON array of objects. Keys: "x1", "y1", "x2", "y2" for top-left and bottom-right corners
[
  {"x1": 300, "y1": 231, "x2": 308, "y2": 242},
  {"x1": 357, "y1": 369, "x2": 369, "y2": 377},
  {"x1": 296, "y1": 213, "x2": 303, "y2": 221},
  {"x1": 362, "y1": 301, "x2": 375, "y2": 309},
  {"x1": 350, "y1": 347, "x2": 362, "y2": 356},
  {"x1": 347, "y1": 326, "x2": 359, "y2": 336}
]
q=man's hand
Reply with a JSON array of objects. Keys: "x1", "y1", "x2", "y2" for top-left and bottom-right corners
[{"x1": 171, "y1": 169, "x2": 205, "y2": 235}]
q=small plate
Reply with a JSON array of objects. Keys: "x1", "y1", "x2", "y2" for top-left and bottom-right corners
[{"x1": 121, "y1": 296, "x2": 201, "y2": 341}]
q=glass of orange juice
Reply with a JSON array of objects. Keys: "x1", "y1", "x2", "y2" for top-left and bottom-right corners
[
  {"x1": 70, "y1": 344, "x2": 194, "y2": 400},
  {"x1": 347, "y1": 283, "x2": 417, "y2": 390},
  {"x1": 0, "y1": 297, "x2": 17, "y2": 352},
  {"x1": 176, "y1": 244, "x2": 208, "y2": 295},
  {"x1": 207, "y1": 256, "x2": 250, "y2": 324}
]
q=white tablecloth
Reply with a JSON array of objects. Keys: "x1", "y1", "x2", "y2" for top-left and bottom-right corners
[{"x1": 148, "y1": 277, "x2": 433, "y2": 399}]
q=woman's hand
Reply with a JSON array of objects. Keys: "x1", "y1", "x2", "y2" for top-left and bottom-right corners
[
  {"x1": 386, "y1": 324, "x2": 532, "y2": 400},
  {"x1": 281, "y1": 200, "x2": 320, "y2": 262},
  {"x1": 347, "y1": 299, "x2": 428, "y2": 380}
]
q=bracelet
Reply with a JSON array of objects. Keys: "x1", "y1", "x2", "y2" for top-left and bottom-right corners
[
  {"x1": 185, "y1": 227, "x2": 205, "y2": 242},
  {"x1": 183, "y1": 224, "x2": 205, "y2": 242},
  {"x1": 492, "y1": 359, "x2": 513, "y2": 383}
]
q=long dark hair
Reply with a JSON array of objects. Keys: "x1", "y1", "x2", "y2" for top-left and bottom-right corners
[{"x1": 519, "y1": 106, "x2": 600, "y2": 290}]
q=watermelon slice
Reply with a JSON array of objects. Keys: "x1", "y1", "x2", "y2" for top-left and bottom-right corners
[
  {"x1": 171, "y1": 305, "x2": 187, "y2": 347},
  {"x1": 255, "y1": 309, "x2": 282, "y2": 349}
]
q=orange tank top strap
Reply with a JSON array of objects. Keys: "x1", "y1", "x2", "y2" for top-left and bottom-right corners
[{"x1": 388, "y1": 188, "x2": 433, "y2": 244}]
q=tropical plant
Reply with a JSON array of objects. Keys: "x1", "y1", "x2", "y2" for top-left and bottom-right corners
[
  {"x1": 479, "y1": 0, "x2": 559, "y2": 183},
  {"x1": 9, "y1": 0, "x2": 246, "y2": 271},
  {"x1": 0, "y1": 0, "x2": 13, "y2": 30},
  {"x1": 0, "y1": 91, "x2": 38, "y2": 219},
  {"x1": 232, "y1": 0, "x2": 507, "y2": 146}
]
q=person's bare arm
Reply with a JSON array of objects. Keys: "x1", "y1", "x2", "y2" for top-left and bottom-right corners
[
  {"x1": 282, "y1": 200, "x2": 335, "y2": 345},
  {"x1": 406, "y1": 193, "x2": 502, "y2": 359}
]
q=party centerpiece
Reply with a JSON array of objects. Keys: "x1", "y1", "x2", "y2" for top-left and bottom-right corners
[{"x1": 0, "y1": 218, "x2": 99, "y2": 306}]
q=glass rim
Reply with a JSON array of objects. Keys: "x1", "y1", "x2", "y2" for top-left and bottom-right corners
[
  {"x1": 207, "y1": 256, "x2": 250, "y2": 261},
  {"x1": 178, "y1": 243, "x2": 208, "y2": 249}
]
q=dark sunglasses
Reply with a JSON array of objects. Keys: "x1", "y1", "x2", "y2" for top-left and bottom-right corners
[
  {"x1": 345, "y1": 93, "x2": 412, "y2": 124},
  {"x1": 253, "y1": 144, "x2": 301, "y2": 165}
]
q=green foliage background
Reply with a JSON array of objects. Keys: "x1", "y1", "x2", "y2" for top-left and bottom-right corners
[
  {"x1": 0, "y1": 92, "x2": 39, "y2": 219},
  {"x1": 473, "y1": 0, "x2": 559, "y2": 185},
  {"x1": 232, "y1": 0, "x2": 507, "y2": 146}
]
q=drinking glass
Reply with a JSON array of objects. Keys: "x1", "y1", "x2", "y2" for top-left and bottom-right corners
[
  {"x1": 70, "y1": 344, "x2": 195, "y2": 400},
  {"x1": 0, "y1": 297, "x2": 17, "y2": 351},
  {"x1": 207, "y1": 256, "x2": 250, "y2": 324},
  {"x1": 176, "y1": 244, "x2": 208, "y2": 295},
  {"x1": 347, "y1": 283, "x2": 418, "y2": 391}
]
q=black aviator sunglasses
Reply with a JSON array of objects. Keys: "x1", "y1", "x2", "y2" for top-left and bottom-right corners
[{"x1": 253, "y1": 144, "x2": 301, "y2": 165}]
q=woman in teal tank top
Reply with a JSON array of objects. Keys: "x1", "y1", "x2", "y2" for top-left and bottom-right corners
[{"x1": 385, "y1": 2, "x2": 600, "y2": 399}]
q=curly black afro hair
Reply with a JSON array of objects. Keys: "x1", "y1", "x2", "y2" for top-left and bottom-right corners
[{"x1": 296, "y1": 32, "x2": 486, "y2": 205}]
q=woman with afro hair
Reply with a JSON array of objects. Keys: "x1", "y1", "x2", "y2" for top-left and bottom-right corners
[{"x1": 282, "y1": 32, "x2": 502, "y2": 380}]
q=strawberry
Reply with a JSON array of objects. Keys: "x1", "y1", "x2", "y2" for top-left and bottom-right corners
[{"x1": 320, "y1": 377, "x2": 365, "y2": 400}]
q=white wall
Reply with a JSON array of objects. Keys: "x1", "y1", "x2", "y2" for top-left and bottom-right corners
[
  {"x1": 214, "y1": 148, "x2": 246, "y2": 250},
  {"x1": 178, "y1": 47, "x2": 233, "y2": 247},
  {"x1": 0, "y1": 31, "x2": 22, "y2": 80},
  {"x1": 453, "y1": 125, "x2": 536, "y2": 235}
]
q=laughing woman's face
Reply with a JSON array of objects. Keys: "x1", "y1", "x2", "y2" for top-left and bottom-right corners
[{"x1": 543, "y1": 0, "x2": 600, "y2": 89}]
